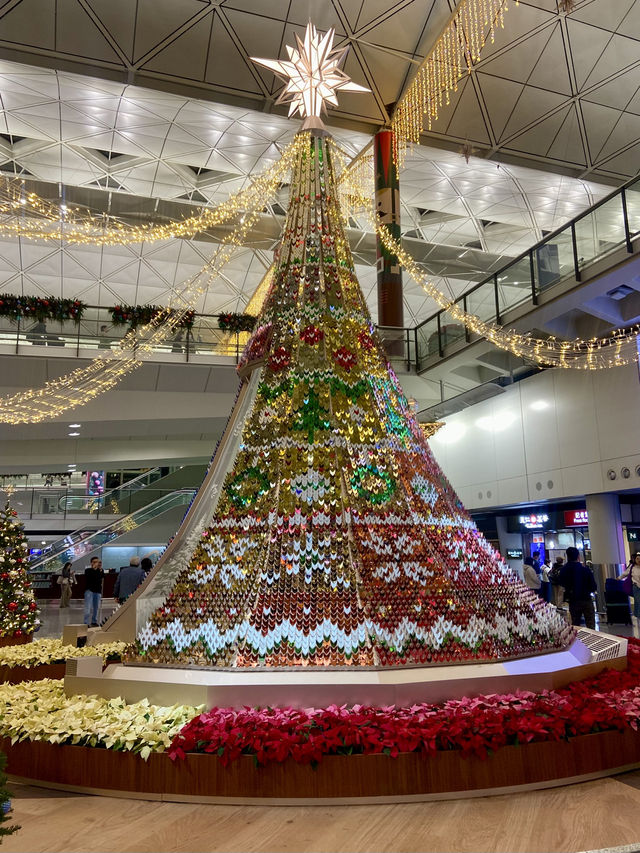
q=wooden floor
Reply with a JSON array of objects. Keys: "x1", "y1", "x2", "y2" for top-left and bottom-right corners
[{"x1": 4, "y1": 772, "x2": 640, "y2": 853}]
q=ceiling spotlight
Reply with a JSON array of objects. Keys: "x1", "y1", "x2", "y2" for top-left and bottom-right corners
[
  {"x1": 68, "y1": 432, "x2": 80, "y2": 437},
  {"x1": 69, "y1": 423, "x2": 81, "y2": 428},
  {"x1": 67, "y1": 464, "x2": 76, "y2": 468}
]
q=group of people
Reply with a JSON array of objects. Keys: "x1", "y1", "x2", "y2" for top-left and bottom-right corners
[
  {"x1": 522, "y1": 547, "x2": 640, "y2": 635},
  {"x1": 523, "y1": 548, "x2": 597, "y2": 629},
  {"x1": 56, "y1": 555, "x2": 153, "y2": 627}
]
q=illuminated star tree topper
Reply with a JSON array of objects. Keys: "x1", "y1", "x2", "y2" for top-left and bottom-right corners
[{"x1": 252, "y1": 22, "x2": 370, "y2": 130}]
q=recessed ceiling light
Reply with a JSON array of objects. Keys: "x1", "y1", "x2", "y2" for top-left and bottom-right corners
[
  {"x1": 68, "y1": 432, "x2": 80, "y2": 437},
  {"x1": 69, "y1": 423, "x2": 81, "y2": 428},
  {"x1": 67, "y1": 464, "x2": 76, "y2": 468}
]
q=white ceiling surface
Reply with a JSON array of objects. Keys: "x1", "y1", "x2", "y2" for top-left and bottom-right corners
[
  {"x1": 0, "y1": 0, "x2": 635, "y2": 181},
  {"x1": 0, "y1": 56, "x2": 615, "y2": 325}
]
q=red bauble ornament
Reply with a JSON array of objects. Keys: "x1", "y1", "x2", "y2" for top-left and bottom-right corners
[{"x1": 7, "y1": 602, "x2": 17, "y2": 611}]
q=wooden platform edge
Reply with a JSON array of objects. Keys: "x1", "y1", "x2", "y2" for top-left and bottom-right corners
[{"x1": 4, "y1": 728, "x2": 640, "y2": 803}]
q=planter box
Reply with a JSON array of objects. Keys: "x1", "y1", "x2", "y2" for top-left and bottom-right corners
[
  {"x1": 0, "y1": 663, "x2": 66, "y2": 683},
  {"x1": 0, "y1": 634, "x2": 32, "y2": 648},
  {"x1": 3, "y1": 728, "x2": 640, "y2": 802}
]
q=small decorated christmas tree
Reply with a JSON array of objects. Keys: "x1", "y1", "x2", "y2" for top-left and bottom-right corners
[{"x1": 0, "y1": 500, "x2": 39, "y2": 642}]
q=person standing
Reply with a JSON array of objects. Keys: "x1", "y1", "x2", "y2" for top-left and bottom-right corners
[
  {"x1": 559, "y1": 546, "x2": 597, "y2": 629},
  {"x1": 523, "y1": 556, "x2": 542, "y2": 597},
  {"x1": 540, "y1": 556, "x2": 552, "y2": 603},
  {"x1": 140, "y1": 557, "x2": 153, "y2": 576},
  {"x1": 550, "y1": 557, "x2": 565, "y2": 608},
  {"x1": 58, "y1": 561, "x2": 75, "y2": 608},
  {"x1": 83, "y1": 556, "x2": 104, "y2": 627},
  {"x1": 114, "y1": 556, "x2": 145, "y2": 604},
  {"x1": 620, "y1": 552, "x2": 640, "y2": 638}
]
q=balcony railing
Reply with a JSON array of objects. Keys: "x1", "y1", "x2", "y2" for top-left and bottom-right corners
[
  {"x1": 0, "y1": 309, "x2": 250, "y2": 362},
  {"x1": 412, "y1": 173, "x2": 640, "y2": 371}
]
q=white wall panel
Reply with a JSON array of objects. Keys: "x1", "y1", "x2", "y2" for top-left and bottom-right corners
[{"x1": 429, "y1": 365, "x2": 640, "y2": 510}]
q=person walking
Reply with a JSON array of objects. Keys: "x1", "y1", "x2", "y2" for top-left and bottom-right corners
[
  {"x1": 114, "y1": 556, "x2": 145, "y2": 605},
  {"x1": 83, "y1": 556, "x2": 104, "y2": 627},
  {"x1": 620, "y1": 552, "x2": 640, "y2": 638},
  {"x1": 58, "y1": 561, "x2": 75, "y2": 608},
  {"x1": 559, "y1": 546, "x2": 597, "y2": 629}
]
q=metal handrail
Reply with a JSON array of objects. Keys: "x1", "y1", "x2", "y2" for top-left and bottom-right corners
[{"x1": 28, "y1": 488, "x2": 197, "y2": 572}]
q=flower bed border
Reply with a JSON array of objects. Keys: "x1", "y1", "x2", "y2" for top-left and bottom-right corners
[
  {"x1": 4, "y1": 729, "x2": 640, "y2": 802},
  {"x1": 0, "y1": 663, "x2": 65, "y2": 684}
]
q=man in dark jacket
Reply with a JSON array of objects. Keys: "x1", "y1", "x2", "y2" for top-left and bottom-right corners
[
  {"x1": 559, "y1": 546, "x2": 597, "y2": 629},
  {"x1": 114, "y1": 556, "x2": 145, "y2": 604},
  {"x1": 84, "y1": 556, "x2": 104, "y2": 627}
]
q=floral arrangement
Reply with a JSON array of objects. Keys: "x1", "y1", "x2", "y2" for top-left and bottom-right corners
[
  {"x1": 217, "y1": 312, "x2": 256, "y2": 334},
  {"x1": 0, "y1": 680, "x2": 200, "y2": 760},
  {"x1": 169, "y1": 641, "x2": 640, "y2": 767},
  {"x1": 108, "y1": 304, "x2": 195, "y2": 330},
  {"x1": 0, "y1": 294, "x2": 85, "y2": 323},
  {"x1": 0, "y1": 638, "x2": 126, "y2": 669}
]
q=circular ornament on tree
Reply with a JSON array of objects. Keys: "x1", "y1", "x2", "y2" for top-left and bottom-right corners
[
  {"x1": 226, "y1": 467, "x2": 271, "y2": 510},
  {"x1": 350, "y1": 466, "x2": 396, "y2": 505}
]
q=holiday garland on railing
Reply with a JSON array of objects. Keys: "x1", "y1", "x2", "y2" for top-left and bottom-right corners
[
  {"x1": 217, "y1": 313, "x2": 256, "y2": 333},
  {"x1": 0, "y1": 294, "x2": 85, "y2": 323},
  {"x1": 108, "y1": 305, "x2": 195, "y2": 330}
]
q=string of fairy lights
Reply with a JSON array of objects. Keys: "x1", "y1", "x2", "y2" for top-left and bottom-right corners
[
  {"x1": 0, "y1": 150, "x2": 289, "y2": 246},
  {"x1": 332, "y1": 140, "x2": 640, "y2": 371},
  {"x1": 374, "y1": 215, "x2": 640, "y2": 370},
  {"x1": 390, "y1": 0, "x2": 515, "y2": 167},
  {"x1": 0, "y1": 137, "x2": 305, "y2": 424}
]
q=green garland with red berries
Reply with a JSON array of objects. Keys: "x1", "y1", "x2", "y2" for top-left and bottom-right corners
[
  {"x1": 108, "y1": 304, "x2": 195, "y2": 330},
  {"x1": 0, "y1": 294, "x2": 85, "y2": 323}
]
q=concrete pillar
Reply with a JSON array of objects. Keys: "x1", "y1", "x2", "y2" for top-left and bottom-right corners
[
  {"x1": 585, "y1": 492, "x2": 626, "y2": 565},
  {"x1": 374, "y1": 129, "x2": 403, "y2": 355}
]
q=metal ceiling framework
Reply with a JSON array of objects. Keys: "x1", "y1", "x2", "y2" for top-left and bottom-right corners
[
  {"x1": 0, "y1": 0, "x2": 631, "y2": 325},
  {"x1": 0, "y1": 0, "x2": 635, "y2": 180}
]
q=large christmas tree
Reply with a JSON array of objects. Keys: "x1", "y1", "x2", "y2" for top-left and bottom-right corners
[
  {"x1": 127, "y1": 25, "x2": 571, "y2": 670},
  {"x1": 0, "y1": 500, "x2": 39, "y2": 641}
]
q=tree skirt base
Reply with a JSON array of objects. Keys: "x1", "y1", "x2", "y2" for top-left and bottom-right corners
[{"x1": 4, "y1": 729, "x2": 640, "y2": 804}]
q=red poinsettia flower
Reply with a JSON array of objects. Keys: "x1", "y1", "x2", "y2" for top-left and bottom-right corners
[
  {"x1": 168, "y1": 641, "x2": 640, "y2": 768},
  {"x1": 300, "y1": 325, "x2": 324, "y2": 346},
  {"x1": 333, "y1": 346, "x2": 357, "y2": 371}
]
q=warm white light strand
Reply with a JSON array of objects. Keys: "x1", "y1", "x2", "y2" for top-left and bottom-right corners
[{"x1": 0, "y1": 138, "x2": 305, "y2": 424}]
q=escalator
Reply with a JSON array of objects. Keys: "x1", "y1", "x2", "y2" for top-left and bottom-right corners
[{"x1": 28, "y1": 489, "x2": 197, "y2": 576}]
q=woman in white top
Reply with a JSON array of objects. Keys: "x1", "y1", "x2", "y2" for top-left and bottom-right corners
[{"x1": 621, "y1": 552, "x2": 640, "y2": 637}]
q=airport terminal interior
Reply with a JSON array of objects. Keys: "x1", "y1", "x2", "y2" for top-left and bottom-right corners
[{"x1": 0, "y1": 0, "x2": 639, "y2": 851}]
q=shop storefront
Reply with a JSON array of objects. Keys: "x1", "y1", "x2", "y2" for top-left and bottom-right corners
[{"x1": 505, "y1": 507, "x2": 591, "y2": 565}]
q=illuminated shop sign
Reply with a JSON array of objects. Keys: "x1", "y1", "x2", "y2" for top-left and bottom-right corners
[
  {"x1": 518, "y1": 513, "x2": 549, "y2": 529},
  {"x1": 564, "y1": 510, "x2": 589, "y2": 527},
  {"x1": 506, "y1": 548, "x2": 523, "y2": 559}
]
